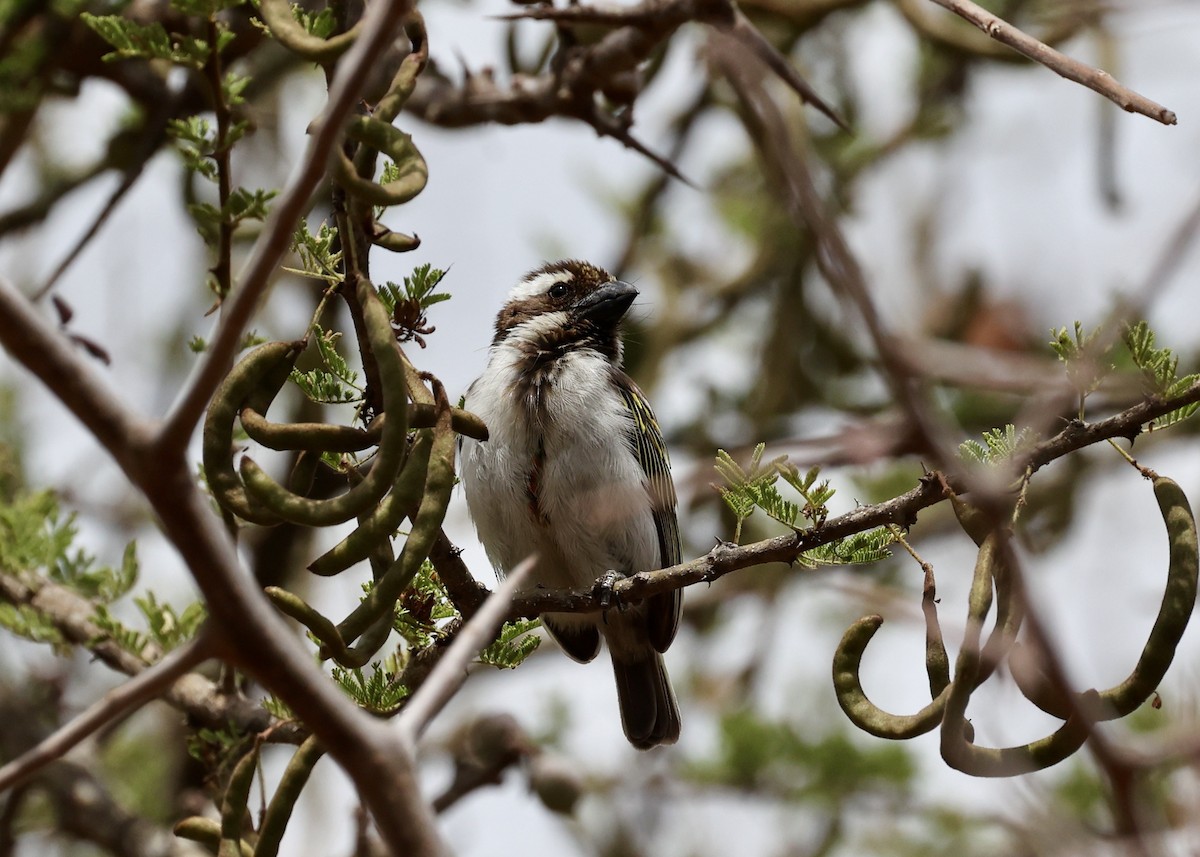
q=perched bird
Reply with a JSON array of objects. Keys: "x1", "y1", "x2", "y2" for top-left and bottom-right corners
[{"x1": 460, "y1": 260, "x2": 682, "y2": 749}]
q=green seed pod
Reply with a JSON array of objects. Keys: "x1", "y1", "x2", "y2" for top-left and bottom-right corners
[
  {"x1": 240, "y1": 283, "x2": 409, "y2": 526},
  {"x1": 219, "y1": 745, "x2": 258, "y2": 857},
  {"x1": 307, "y1": 430, "x2": 433, "y2": 577},
  {"x1": 202, "y1": 342, "x2": 300, "y2": 526},
  {"x1": 1099, "y1": 476, "x2": 1199, "y2": 715},
  {"x1": 374, "y1": 14, "x2": 428, "y2": 124},
  {"x1": 833, "y1": 614, "x2": 951, "y2": 739},
  {"x1": 337, "y1": 392, "x2": 455, "y2": 643},
  {"x1": 241, "y1": 406, "x2": 382, "y2": 453},
  {"x1": 334, "y1": 118, "x2": 428, "y2": 208},
  {"x1": 833, "y1": 530, "x2": 1014, "y2": 740},
  {"x1": 174, "y1": 817, "x2": 253, "y2": 857},
  {"x1": 1009, "y1": 476, "x2": 1198, "y2": 722},
  {"x1": 255, "y1": 737, "x2": 324, "y2": 857},
  {"x1": 265, "y1": 586, "x2": 350, "y2": 659},
  {"x1": 371, "y1": 225, "x2": 421, "y2": 254},
  {"x1": 255, "y1": 0, "x2": 361, "y2": 64},
  {"x1": 940, "y1": 535, "x2": 1089, "y2": 777}
]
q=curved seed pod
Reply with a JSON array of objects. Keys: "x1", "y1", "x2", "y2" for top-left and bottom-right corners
[
  {"x1": 266, "y1": 587, "x2": 393, "y2": 668},
  {"x1": 202, "y1": 341, "x2": 300, "y2": 526},
  {"x1": 940, "y1": 702, "x2": 1091, "y2": 778},
  {"x1": 241, "y1": 404, "x2": 486, "y2": 452},
  {"x1": 1100, "y1": 476, "x2": 1199, "y2": 714},
  {"x1": 334, "y1": 118, "x2": 428, "y2": 208},
  {"x1": 175, "y1": 817, "x2": 254, "y2": 857},
  {"x1": 254, "y1": 736, "x2": 325, "y2": 857},
  {"x1": 241, "y1": 407, "x2": 382, "y2": 453},
  {"x1": 265, "y1": 586, "x2": 351, "y2": 659},
  {"x1": 371, "y1": 224, "x2": 421, "y2": 253},
  {"x1": 338, "y1": 389, "x2": 455, "y2": 642},
  {"x1": 219, "y1": 745, "x2": 258, "y2": 857},
  {"x1": 1011, "y1": 476, "x2": 1199, "y2": 721},
  {"x1": 834, "y1": 534, "x2": 1010, "y2": 739},
  {"x1": 922, "y1": 567, "x2": 950, "y2": 697},
  {"x1": 330, "y1": 614, "x2": 395, "y2": 668},
  {"x1": 255, "y1": 0, "x2": 362, "y2": 64},
  {"x1": 308, "y1": 430, "x2": 433, "y2": 577},
  {"x1": 409, "y1": 403, "x2": 489, "y2": 441},
  {"x1": 978, "y1": 530, "x2": 1023, "y2": 678},
  {"x1": 240, "y1": 283, "x2": 409, "y2": 526},
  {"x1": 951, "y1": 496, "x2": 1024, "y2": 678},
  {"x1": 941, "y1": 535, "x2": 1091, "y2": 776},
  {"x1": 323, "y1": 530, "x2": 401, "y2": 666},
  {"x1": 833, "y1": 615, "x2": 952, "y2": 739},
  {"x1": 375, "y1": 13, "x2": 428, "y2": 124}
]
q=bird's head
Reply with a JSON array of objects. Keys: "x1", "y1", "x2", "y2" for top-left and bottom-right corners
[{"x1": 492, "y1": 260, "x2": 637, "y2": 364}]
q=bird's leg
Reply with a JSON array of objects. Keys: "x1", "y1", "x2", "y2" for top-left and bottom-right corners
[{"x1": 593, "y1": 569, "x2": 625, "y2": 613}]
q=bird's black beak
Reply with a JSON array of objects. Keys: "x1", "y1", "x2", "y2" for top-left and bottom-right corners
[{"x1": 573, "y1": 281, "x2": 638, "y2": 327}]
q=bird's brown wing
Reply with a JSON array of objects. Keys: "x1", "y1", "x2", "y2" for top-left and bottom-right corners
[{"x1": 613, "y1": 369, "x2": 681, "y2": 652}]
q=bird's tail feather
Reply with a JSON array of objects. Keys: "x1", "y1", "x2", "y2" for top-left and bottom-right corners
[{"x1": 612, "y1": 652, "x2": 680, "y2": 749}]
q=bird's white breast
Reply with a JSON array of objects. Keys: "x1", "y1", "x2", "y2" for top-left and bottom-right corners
[{"x1": 461, "y1": 341, "x2": 659, "y2": 590}]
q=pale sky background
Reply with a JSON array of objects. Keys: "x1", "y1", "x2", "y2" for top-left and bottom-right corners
[{"x1": 2, "y1": 1, "x2": 1200, "y2": 854}]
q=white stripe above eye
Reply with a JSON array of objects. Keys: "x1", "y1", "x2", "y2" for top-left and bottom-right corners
[{"x1": 507, "y1": 269, "x2": 573, "y2": 302}]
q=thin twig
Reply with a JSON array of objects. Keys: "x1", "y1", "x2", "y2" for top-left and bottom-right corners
[
  {"x1": 925, "y1": 0, "x2": 1176, "y2": 125},
  {"x1": 0, "y1": 634, "x2": 213, "y2": 793},
  {"x1": 398, "y1": 556, "x2": 535, "y2": 742}
]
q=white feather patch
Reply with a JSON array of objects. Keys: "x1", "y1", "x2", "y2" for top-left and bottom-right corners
[{"x1": 507, "y1": 269, "x2": 573, "y2": 302}]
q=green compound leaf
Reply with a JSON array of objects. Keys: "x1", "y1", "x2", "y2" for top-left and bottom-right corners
[
  {"x1": 390, "y1": 561, "x2": 459, "y2": 649},
  {"x1": 958, "y1": 425, "x2": 1035, "y2": 466},
  {"x1": 81, "y1": 13, "x2": 210, "y2": 68},
  {"x1": 288, "y1": 220, "x2": 343, "y2": 285},
  {"x1": 332, "y1": 662, "x2": 409, "y2": 716},
  {"x1": 290, "y1": 326, "x2": 363, "y2": 405},
  {"x1": 799, "y1": 527, "x2": 894, "y2": 569},
  {"x1": 714, "y1": 445, "x2": 840, "y2": 541},
  {"x1": 1123, "y1": 321, "x2": 1200, "y2": 430},
  {"x1": 478, "y1": 618, "x2": 541, "y2": 669}
]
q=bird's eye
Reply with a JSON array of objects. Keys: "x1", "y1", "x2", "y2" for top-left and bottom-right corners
[{"x1": 548, "y1": 283, "x2": 569, "y2": 299}]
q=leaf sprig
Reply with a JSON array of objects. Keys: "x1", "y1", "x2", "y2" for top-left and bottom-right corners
[
  {"x1": 1122, "y1": 321, "x2": 1200, "y2": 429},
  {"x1": 958, "y1": 425, "x2": 1035, "y2": 466},
  {"x1": 290, "y1": 325, "x2": 363, "y2": 405},
  {"x1": 714, "y1": 445, "x2": 892, "y2": 566},
  {"x1": 478, "y1": 619, "x2": 541, "y2": 669},
  {"x1": 332, "y1": 662, "x2": 410, "y2": 716}
]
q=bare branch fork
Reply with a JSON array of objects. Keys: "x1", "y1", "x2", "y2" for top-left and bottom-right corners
[{"x1": 927, "y1": 0, "x2": 1177, "y2": 126}]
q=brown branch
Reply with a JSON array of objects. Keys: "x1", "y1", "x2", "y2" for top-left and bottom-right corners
[
  {"x1": 398, "y1": 556, "x2": 535, "y2": 742},
  {"x1": 411, "y1": 0, "x2": 843, "y2": 175},
  {"x1": 0, "y1": 700, "x2": 193, "y2": 857},
  {"x1": 712, "y1": 31, "x2": 962, "y2": 465},
  {"x1": 0, "y1": 572, "x2": 276, "y2": 735},
  {"x1": 924, "y1": 0, "x2": 1176, "y2": 125},
  {"x1": 0, "y1": 635, "x2": 212, "y2": 792},
  {"x1": 504, "y1": 379, "x2": 1200, "y2": 618}
]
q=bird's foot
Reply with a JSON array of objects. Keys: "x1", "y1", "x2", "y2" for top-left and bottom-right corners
[{"x1": 593, "y1": 569, "x2": 626, "y2": 613}]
